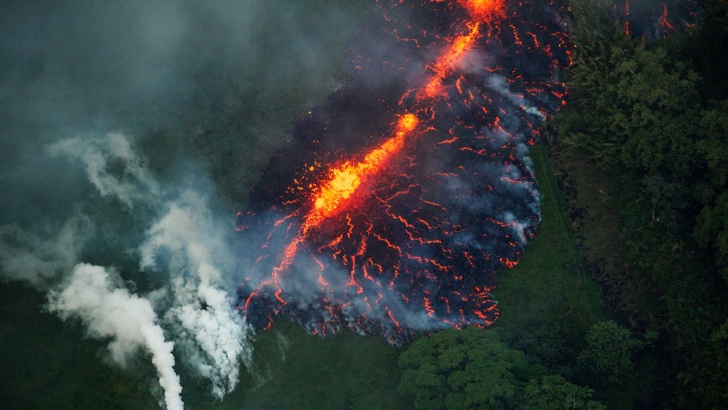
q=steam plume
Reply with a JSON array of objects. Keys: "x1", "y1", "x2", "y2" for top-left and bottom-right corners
[
  {"x1": 41, "y1": 132, "x2": 253, "y2": 404},
  {"x1": 140, "y1": 193, "x2": 253, "y2": 399},
  {"x1": 48, "y1": 263, "x2": 183, "y2": 410},
  {"x1": 0, "y1": 0, "x2": 370, "y2": 406}
]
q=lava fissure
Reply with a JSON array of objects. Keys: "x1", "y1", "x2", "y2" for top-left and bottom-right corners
[{"x1": 236, "y1": 0, "x2": 571, "y2": 345}]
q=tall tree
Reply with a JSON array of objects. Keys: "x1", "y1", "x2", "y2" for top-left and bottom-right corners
[
  {"x1": 398, "y1": 327, "x2": 539, "y2": 410},
  {"x1": 523, "y1": 374, "x2": 605, "y2": 410},
  {"x1": 577, "y1": 321, "x2": 643, "y2": 387}
]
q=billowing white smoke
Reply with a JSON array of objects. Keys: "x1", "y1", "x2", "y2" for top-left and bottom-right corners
[
  {"x1": 140, "y1": 193, "x2": 253, "y2": 399},
  {"x1": 0, "y1": 132, "x2": 255, "y2": 408},
  {"x1": 48, "y1": 263, "x2": 184, "y2": 410}
]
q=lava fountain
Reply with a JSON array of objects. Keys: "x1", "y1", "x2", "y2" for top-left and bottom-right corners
[{"x1": 236, "y1": 0, "x2": 571, "y2": 345}]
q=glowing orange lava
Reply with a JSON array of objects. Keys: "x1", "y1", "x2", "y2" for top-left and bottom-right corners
[
  {"x1": 421, "y1": 22, "x2": 481, "y2": 100},
  {"x1": 458, "y1": 0, "x2": 505, "y2": 23},
  {"x1": 269, "y1": 114, "x2": 420, "y2": 303},
  {"x1": 240, "y1": 0, "x2": 577, "y2": 342},
  {"x1": 306, "y1": 113, "x2": 419, "y2": 228}
]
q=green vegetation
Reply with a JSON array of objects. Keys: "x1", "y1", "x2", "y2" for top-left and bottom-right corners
[
  {"x1": 545, "y1": 0, "x2": 728, "y2": 407},
  {"x1": 0, "y1": 283, "x2": 409, "y2": 410},
  {"x1": 396, "y1": 143, "x2": 619, "y2": 409},
  {"x1": 7, "y1": 0, "x2": 726, "y2": 408},
  {"x1": 523, "y1": 374, "x2": 604, "y2": 410},
  {"x1": 399, "y1": 328, "x2": 539, "y2": 410},
  {"x1": 576, "y1": 321, "x2": 644, "y2": 389},
  {"x1": 398, "y1": 2, "x2": 728, "y2": 408},
  {"x1": 0, "y1": 282, "x2": 159, "y2": 409},
  {"x1": 493, "y1": 145, "x2": 605, "y2": 370},
  {"x1": 398, "y1": 327, "x2": 606, "y2": 410},
  {"x1": 209, "y1": 320, "x2": 411, "y2": 410}
]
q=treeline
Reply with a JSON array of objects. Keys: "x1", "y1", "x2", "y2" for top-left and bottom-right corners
[
  {"x1": 549, "y1": 0, "x2": 728, "y2": 407},
  {"x1": 397, "y1": 321, "x2": 661, "y2": 409}
]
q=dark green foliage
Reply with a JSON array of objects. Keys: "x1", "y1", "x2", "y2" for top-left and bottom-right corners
[
  {"x1": 493, "y1": 146, "x2": 605, "y2": 375},
  {"x1": 695, "y1": 192, "x2": 728, "y2": 281},
  {"x1": 398, "y1": 328, "x2": 540, "y2": 410},
  {"x1": 0, "y1": 282, "x2": 159, "y2": 409},
  {"x1": 687, "y1": 0, "x2": 728, "y2": 99},
  {"x1": 577, "y1": 321, "x2": 643, "y2": 387},
  {"x1": 523, "y1": 375, "x2": 605, "y2": 410},
  {"x1": 398, "y1": 327, "x2": 606, "y2": 410},
  {"x1": 549, "y1": 0, "x2": 728, "y2": 407},
  {"x1": 198, "y1": 320, "x2": 410, "y2": 410}
]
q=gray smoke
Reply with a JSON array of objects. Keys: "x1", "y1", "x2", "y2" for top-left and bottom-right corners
[
  {"x1": 51, "y1": 132, "x2": 255, "y2": 404},
  {"x1": 47, "y1": 133, "x2": 163, "y2": 209},
  {"x1": 1, "y1": 130, "x2": 257, "y2": 408},
  {"x1": 0, "y1": 216, "x2": 92, "y2": 288}
]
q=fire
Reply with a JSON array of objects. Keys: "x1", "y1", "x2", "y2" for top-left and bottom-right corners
[
  {"x1": 658, "y1": 4, "x2": 675, "y2": 36},
  {"x1": 308, "y1": 113, "x2": 419, "y2": 227},
  {"x1": 397, "y1": 113, "x2": 419, "y2": 134},
  {"x1": 458, "y1": 0, "x2": 505, "y2": 22},
  {"x1": 611, "y1": 1, "x2": 698, "y2": 39},
  {"x1": 421, "y1": 22, "x2": 481, "y2": 100}
]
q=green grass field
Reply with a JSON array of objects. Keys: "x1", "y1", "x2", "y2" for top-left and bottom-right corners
[
  {"x1": 208, "y1": 320, "x2": 412, "y2": 410},
  {"x1": 492, "y1": 144, "x2": 605, "y2": 364}
]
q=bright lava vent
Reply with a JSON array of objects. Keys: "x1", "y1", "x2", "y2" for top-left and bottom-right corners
[{"x1": 235, "y1": 0, "x2": 571, "y2": 345}]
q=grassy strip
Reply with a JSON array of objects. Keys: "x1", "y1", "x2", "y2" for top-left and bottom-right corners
[
  {"x1": 210, "y1": 320, "x2": 412, "y2": 410},
  {"x1": 492, "y1": 144, "x2": 605, "y2": 360}
]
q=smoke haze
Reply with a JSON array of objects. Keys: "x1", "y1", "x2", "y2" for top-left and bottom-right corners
[{"x1": 0, "y1": 0, "x2": 373, "y2": 407}]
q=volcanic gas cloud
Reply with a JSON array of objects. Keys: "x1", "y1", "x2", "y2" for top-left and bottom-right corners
[{"x1": 236, "y1": 0, "x2": 571, "y2": 344}]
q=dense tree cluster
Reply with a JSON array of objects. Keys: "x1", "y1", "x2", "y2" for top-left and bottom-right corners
[
  {"x1": 548, "y1": 0, "x2": 728, "y2": 407},
  {"x1": 398, "y1": 327, "x2": 606, "y2": 410}
]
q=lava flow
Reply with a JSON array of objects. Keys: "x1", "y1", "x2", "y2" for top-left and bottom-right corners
[
  {"x1": 236, "y1": 0, "x2": 571, "y2": 344},
  {"x1": 308, "y1": 113, "x2": 420, "y2": 229}
]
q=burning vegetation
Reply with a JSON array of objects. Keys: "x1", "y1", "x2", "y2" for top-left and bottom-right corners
[{"x1": 235, "y1": 0, "x2": 571, "y2": 344}]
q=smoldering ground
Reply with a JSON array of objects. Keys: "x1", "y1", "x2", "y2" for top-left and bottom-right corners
[{"x1": 0, "y1": 0, "x2": 374, "y2": 408}]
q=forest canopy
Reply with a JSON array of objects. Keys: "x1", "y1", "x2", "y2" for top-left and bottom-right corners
[{"x1": 399, "y1": 0, "x2": 728, "y2": 408}]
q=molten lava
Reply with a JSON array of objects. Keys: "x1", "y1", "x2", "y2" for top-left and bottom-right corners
[
  {"x1": 236, "y1": 0, "x2": 573, "y2": 344},
  {"x1": 308, "y1": 113, "x2": 419, "y2": 227},
  {"x1": 458, "y1": 0, "x2": 504, "y2": 23},
  {"x1": 611, "y1": 0, "x2": 700, "y2": 39},
  {"x1": 421, "y1": 22, "x2": 481, "y2": 100}
]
